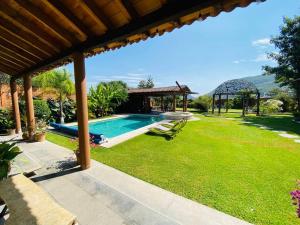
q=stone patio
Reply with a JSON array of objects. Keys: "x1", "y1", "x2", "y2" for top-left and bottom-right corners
[{"x1": 1, "y1": 135, "x2": 252, "y2": 225}]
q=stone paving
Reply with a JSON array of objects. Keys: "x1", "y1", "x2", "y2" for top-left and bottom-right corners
[{"x1": 0, "y1": 135, "x2": 252, "y2": 225}]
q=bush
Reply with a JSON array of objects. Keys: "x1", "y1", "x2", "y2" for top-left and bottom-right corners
[
  {"x1": 47, "y1": 98, "x2": 76, "y2": 123},
  {"x1": 261, "y1": 99, "x2": 283, "y2": 115},
  {"x1": 34, "y1": 100, "x2": 51, "y2": 122},
  {"x1": 0, "y1": 109, "x2": 14, "y2": 132},
  {"x1": 192, "y1": 95, "x2": 212, "y2": 112}
]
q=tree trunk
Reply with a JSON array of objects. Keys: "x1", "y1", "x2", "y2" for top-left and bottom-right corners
[{"x1": 59, "y1": 94, "x2": 64, "y2": 124}]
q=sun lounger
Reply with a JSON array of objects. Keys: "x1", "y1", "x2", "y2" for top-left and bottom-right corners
[
  {"x1": 149, "y1": 119, "x2": 187, "y2": 139},
  {"x1": 0, "y1": 174, "x2": 77, "y2": 225}
]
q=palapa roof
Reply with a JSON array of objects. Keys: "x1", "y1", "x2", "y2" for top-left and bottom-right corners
[
  {"x1": 214, "y1": 79, "x2": 259, "y2": 95},
  {"x1": 0, "y1": 0, "x2": 262, "y2": 78},
  {"x1": 128, "y1": 85, "x2": 196, "y2": 95}
]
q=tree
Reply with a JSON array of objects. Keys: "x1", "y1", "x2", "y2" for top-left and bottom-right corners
[
  {"x1": 88, "y1": 81, "x2": 128, "y2": 117},
  {"x1": 138, "y1": 76, "x2": 154, "y2": 88},
  {"x1": 0, "y1": 73, "x2": 10, "y2": 107},
  {"x1": 268, "y1": 88, "x2": 294, "y2": 112},
  {"x1": 192, "y1": 95, "x2": 212, "y2": 112},
  {"x1": 33, "y1": 69, "x2": 75, "y2": 123},
  {"x1": 263, "y1": 16, "x2": 300, "y2": 111}
]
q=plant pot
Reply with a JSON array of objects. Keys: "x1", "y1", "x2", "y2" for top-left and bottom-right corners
[
  {"x1": 34, "y1": 132, "x2": 46, "y2": 142},
  {"x1": 75, "y1": 151, "x2": 80, "y2": 165},
  {"x1": 22, "y1": 132, "x2": 29, "y2": 140},
  {"x1": 7, "y1": 129, "x2": 15, "y2": 136}
]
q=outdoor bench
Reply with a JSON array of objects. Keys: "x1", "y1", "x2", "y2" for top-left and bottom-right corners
[{"x1": 0, "y1": 174, "x2": 77, "y2": 225}]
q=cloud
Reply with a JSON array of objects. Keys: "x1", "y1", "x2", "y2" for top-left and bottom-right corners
[
  {"x1": 252, "y1": 38, "x2": 271, "y2": 47},
  {"x1": 253, "y1": 53, "x2": 273, "y2": 62},
  {"x1": 232, "y1": 59, "x2": 247, "y2": 64}
]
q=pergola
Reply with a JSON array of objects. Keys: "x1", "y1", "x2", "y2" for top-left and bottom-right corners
[
  {"x1": 212, "y1": 79, "x2": 260, "y2": 116},
  {"x1": 0, "y1": 0, "x2": 262, "y2": 170},
  {"x1": 127, "y1": 83, "x2": 196, "y2": 113}
]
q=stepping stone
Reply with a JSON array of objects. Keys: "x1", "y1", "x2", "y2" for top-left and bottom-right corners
[
  {"x1": 294, "y1": 140, "x2": 300, "y2": 143},
  {"x1": 279, "y1": 133, "x2": 298, "y2": 139},
  {"x1": 272, "y1": 130, "x2": 287, "y2": 133},
  {"x1": 241, "y1": 121, "x2": 252, "y2": 124},
  {"x1": 259, "y1": 126, "x2": 270, "y2": 130}
]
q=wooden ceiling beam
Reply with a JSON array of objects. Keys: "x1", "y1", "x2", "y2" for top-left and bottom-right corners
[
  {"x1": 15, "y1": 0, "x2": 256, "y2": 77},
  {"x1": 0, "y1": 51, "x2": 32, "y2": 68},
  {"x1": 120, "y1": 0, "x2": 139, "y2": 20},
  {"x1": 46, "y1": 0, "x2": 94, "y2": 37},
  {"x1": 0, "y1": 44, "x2": 37, "y2": 65},
  {"x1": 0, "y1": 27, "x2": 49, "y2": 60},
  {"x1": 0, "y1": 65, "x2": 15, "y2": 75},
  {"x1": 0, "y1": 2, "x2": 65, "y2": 51},
  {"x1": 0, "y1": 37, "x2": 42, "y2": 62},
  {"x1": 0, "y1": 55, "x2": 25, "y2": 70},
  {"x1": 14, "y1": 0, "x2": 77, "y2": 47},
  {"x1": 81, "y1": 0, "x2": 114, "y2": 29},
  {"x1": 0, "y1": 61, "x2": 22, "y2": 73}
]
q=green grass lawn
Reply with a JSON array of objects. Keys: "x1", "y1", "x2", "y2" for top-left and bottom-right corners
[{"x1": 46, "y1": 113, "x2": 300, "y2": 225}]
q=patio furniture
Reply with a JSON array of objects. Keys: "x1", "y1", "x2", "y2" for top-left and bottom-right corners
[
  {"x1": 0, "y1": 174, "x2": 77, "y2": 225},
  {"x1": 149, "y1": 119, "x2": 187, "y2": 139}
]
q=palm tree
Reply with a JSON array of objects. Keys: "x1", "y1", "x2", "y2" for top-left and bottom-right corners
[{"x1": 33, "y1": 69, "x2": 75, "y2": 123}]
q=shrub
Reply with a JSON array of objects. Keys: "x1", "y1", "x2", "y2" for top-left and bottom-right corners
[
  {"x1": 261, "y1": 99, "x2": 283, "y2": 115},
  {"x1": 34, "y1": 99, "x2": 51, "y2": 122},
  {"x1": 0, "y1": 109, "x2": 14, "y2": 132},
  {"x1": 192, "y1": 95, "x2": 212, "y2": 112},
  {"x1": 47, "y1": 98, "x2": 76, "y2": 123}
]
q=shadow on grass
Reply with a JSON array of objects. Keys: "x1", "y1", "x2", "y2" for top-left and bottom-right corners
[
  {"x1": 145, "y1": 132, "x2": 173, "y2": 141},
  {"x1": 243, "y1": 115, "x2": 300, "y2": 135}
]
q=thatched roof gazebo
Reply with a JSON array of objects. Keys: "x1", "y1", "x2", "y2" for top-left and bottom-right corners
[{"x1": 212, "y1": 79, "x2": 260, "y2": 116}]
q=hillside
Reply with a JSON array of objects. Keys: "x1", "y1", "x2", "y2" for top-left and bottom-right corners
[{"x1": 242, "y1": 75, "x2": 280, "y2": 95}]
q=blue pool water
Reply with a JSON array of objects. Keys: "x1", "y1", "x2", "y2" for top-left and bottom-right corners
[{"x1": 71, "y1": 115, "x2": 162, "y2": 138}]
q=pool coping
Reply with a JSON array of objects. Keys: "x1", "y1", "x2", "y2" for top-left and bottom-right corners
[{"x1": 62, "y1": 114, "x2": 170, "y2": 148}]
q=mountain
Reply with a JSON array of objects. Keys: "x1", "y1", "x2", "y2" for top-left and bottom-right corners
[{"x1": 242, "y1": 75, "x2": 280, "y2": 95}]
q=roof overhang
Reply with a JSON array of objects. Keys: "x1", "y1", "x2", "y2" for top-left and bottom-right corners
[{"x1": 0, "y1": 0, "x2": 263, "y2": 78}]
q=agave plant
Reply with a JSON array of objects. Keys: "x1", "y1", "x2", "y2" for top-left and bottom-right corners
[{"x1": 0, "y1": 140, "x2": 22, "y2": 180}]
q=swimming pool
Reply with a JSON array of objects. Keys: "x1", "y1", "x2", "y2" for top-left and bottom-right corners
[{"x1": 71, "y1": 115, "x2": 162, "y2": 138}]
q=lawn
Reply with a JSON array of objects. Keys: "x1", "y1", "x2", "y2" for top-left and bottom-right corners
[{"x1": 46, "y1": 113, "x2": 300, "y2": 225}]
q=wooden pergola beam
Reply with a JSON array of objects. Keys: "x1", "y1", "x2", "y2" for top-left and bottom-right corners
[
  {"x1": 120, "y1": 0, "x2": 139, "y2": 20},
  {"x1": 0, "y1": 49, "x2": 32, "y2": 67},
  {"x1": 0, "y1": 2, "x2": 66, "y2": 50},
  {"x1": 47, "y1": 0, "x2": 93, "y2": 37},
  {"x1": 15, "y1": 0, "x2": 231, "y2": 77},
  {"x1": 0, "y1": 56, "x2": 25, "y2": 70}
]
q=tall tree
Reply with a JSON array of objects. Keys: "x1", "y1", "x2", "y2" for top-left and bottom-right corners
[
  {"x1": 263, "y1": 16, "x2": 300, "y2": 111},
  {"x1": 138, "y1": 76, "x2": 154, "y2": 88},
  {"x1": 33, "y1": 69, "x2": 75, "y2": 123},
  {"x1": 0, "y1": 73, "x2": 10, "y2": 108},
  {"x1": 88, "y1": 81, "x2": 128, "y2": 117}
]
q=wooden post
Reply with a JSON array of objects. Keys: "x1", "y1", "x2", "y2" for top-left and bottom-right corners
[
  {"x1": 10, "y1": 79, "x2": 21, "y2": 134},
  {"x1": 212, "y1": 94, "x2": 215, "y2": 114},
  {"x1": 73, "y1": 52, "x2": 90, "y2": 170},
  {"x1": 160, "y1": 96, "x2": 164, "y2": 112},
  {"x1": 256, "y1": 92, "x2": 260, "y2": 116},
  {"x1": 172, "y1": 94, "x2": 176, "y2": 112},
  {"x1": 218, "y1": 94, "x2": 221, "y2": 114},
  {"x1": 242, "y1": 95, "x2": 245, "y2": 117},
  {"x1": 226, "y1": 91, "x2": 229, "y2": 113},
  {"x1": 23, "y1": 74, "x2": 35, "y2": 139}
]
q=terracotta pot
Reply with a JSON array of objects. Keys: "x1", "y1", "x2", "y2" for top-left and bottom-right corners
[
  {"x1": 22, "y1": 132, "x2": 29, "y2": 140},
  {"x1": 34, "y1": 132, "x2": 46, "y2": 142},
  {"x1": 75, "y1": 151, "x2": 80, "y2": 165},
  {"x1": 7, "y1": 129, "x2": 15, "y2": 136}
]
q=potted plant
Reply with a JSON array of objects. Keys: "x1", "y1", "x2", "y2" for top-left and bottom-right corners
[
  {"x1": 0, "y1": 140, "x2": 22, "y2": 180},
  {"x1": 34, "y1": 120, "x2": 47, "y2": 142},
  {"x1": 0, "y1": 109, "x2": 15, "y2": 135},
  {"x1": 6, "y1": 120, "x2": 15, "y2": 136}
]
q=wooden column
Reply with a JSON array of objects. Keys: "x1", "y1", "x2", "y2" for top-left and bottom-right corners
[
  {"x1": 218, "y1": 94, "x2": 221, "y2": 114},
  {"x1": 160, "y1": 96, "x2": 164, "y2": 112},
  {"x1": 23, "y1": 74, "x2": 35, "y2": 139},
  {"x1": 256, "y1": 92, "x2": 260, "y2": 116},
  {"x1": 73, "y1": 52, "x2": 90, "y2": 170},
  {"x1": 212, "y1": 94, "x2": 215, "y2": 114},
  {"x1": 10, "y1": 79, "x2": 21, "y2": 134},
  {"x1": 172, "y1": 94, "x2": 176, "y2": 112}
]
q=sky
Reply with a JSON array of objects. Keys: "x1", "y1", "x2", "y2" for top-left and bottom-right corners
[{"x1": 64, "y1": 0, "x2": 300, "y2": 95}]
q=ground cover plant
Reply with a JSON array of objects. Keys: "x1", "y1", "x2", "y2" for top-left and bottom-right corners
[{"x1": 46, "y1": 112, "x2": 300, "y2": 225}]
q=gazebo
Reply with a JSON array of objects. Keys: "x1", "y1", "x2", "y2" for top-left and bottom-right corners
[
  {"x1": 212, "y1": 79, "x2": 260, "y2": 116},
  {"x1": 122, "y1": 83, "x2": 196, "y2": 113},
  {"x1": 0, "y1": 0, "x2": 263, "y2": 170}
]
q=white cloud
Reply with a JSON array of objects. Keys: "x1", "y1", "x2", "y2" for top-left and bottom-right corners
[
  {"x1": 253, "y1": 53, "x2": 272, "y2": 62},
  {"x1": 252, "y1": 38, "x2": 271, "y2": 47}
]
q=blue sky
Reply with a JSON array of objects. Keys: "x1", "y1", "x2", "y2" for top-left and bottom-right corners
[{"x1": 65, "y1": 0, "x2": 299, "y2": 95}]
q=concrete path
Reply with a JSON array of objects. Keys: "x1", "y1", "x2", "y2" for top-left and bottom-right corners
[{"x1": 1, "y1": 135, "x2": 252, "y2": 225}]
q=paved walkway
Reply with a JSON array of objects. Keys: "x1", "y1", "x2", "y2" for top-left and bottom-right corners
[{"x1": 1, "y1": 135, "x2": 252, "y2": 225}]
